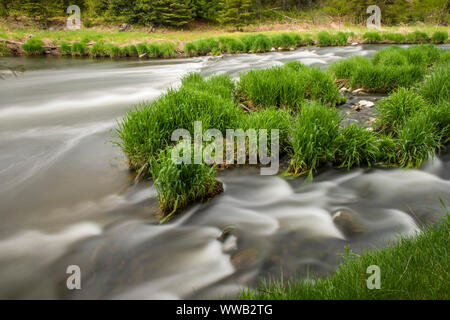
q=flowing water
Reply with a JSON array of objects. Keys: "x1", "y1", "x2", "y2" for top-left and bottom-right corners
[{"x1": 0, "y1": 45, "x2": 449, "y2": 299}]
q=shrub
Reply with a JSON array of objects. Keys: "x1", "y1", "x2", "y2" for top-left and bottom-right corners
[
  {"x1": 376, "y1": 88, "x2": 426, "y2": 131},
  {"x1": 150, "y1": 146, "x2": 222, "y2": 217},
  {"x1": 289, "y1": 102, "x2": 341, "y2": 175},
  {"x1": 397, "y1": 110, "x2": 442, "y2": 168},
  {"x1": 419, "y1": 62, "x2": 450, "y2": 104},
  {"x1": 60, "y1": 41, "x2": 71, "y2": 55},
  {"x1": 22, "y1": 38, "x2": 44, "y2": 54},
  {"x1": 71, "y1": 42, "x2": 88, "y2": 56},
  {"x1": 334, "y1": 124, "x2": 378, "y2": 169},
  {"x1": 362, "y1": 32, "x2": 382, "y2": 43},
  {"x1": 431, "y1": 31, "x2": 448, "y2": 44}
]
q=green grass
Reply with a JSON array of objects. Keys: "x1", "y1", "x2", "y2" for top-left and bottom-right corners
[
  {"x1": 149, "y1": 146, "x2": 222, "y2": 218},
  {"x1": 330, "y1": 56, "x2": 371, "y2": 79},
  {"x1": 239, "y1": 108, "x2": 293, "y2": 151},
  {"x1": 406, "y1": 30, "x2": 430, "y2": 44},
  {"x1": 21, "y1": 38, "x2": 44, "y2": 54},
  {"x1": 116, "y1": 73, "x2": 241, "y2": 171},
  {"x1": 270, "y1": 33, "x2": 296, "y2": 49},
  {"x1": 218, "y1": 37, "x2": 245, "y2": 54},
  {"x1": 241, "y1": 213, "x2": 450, "y2": 300},
  {"x1": 289, "y1": 102, "x2": 341, "y2": 175},
  {"x1": 431, "y1": 31, "x2": 448, "y2": 44},
  {"x1": 382, "y1": 32, "x2": 406, "y2": 43},
  {"x1": 237, "y1": 62, "x2": 341, "y2": 109},
  {"x1": 362, "y1": 31, "x2": 382, "y2": 43},
  {"x1": 418, "y1": 62, "x2": 450, "y2": 104},
  {"x1": 60, "y1": 41, "x2": 71, "y2": 55},
  {"x1": 376, "y1": 87, "x2": 426, "y2": 131},
  {"x1": 71, "y1": 41, "x2": 88, "y2": 56},
  {"x1": 334, "y1": 124, "x2": 379, "y2": 169},
  {"x1": 249, "y1": 34, "x2": 272, "y2": 53},
  {"x1": 0, "y1": 43, "x2": 9, "y2": 56},
  {"x1": 397, "y1": 109, "x2": 442, "y2": 168}
]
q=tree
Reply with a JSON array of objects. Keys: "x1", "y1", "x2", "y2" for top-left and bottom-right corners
[
  {"x1": 217, "y1": 0, "x2": 254, "y2": 29},
  {"x1": 137, "y1": 0, "x2": 193, "y2": 28}
]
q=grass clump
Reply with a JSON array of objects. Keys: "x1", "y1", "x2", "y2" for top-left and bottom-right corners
[
  {"x1": 316, "y1": 31, "x2": 334, "y2": 46},
  {"x1": 376, "y1": 87, "x2": 426, "y2": 131},
  {"x1": 418, "y1": 62, "x2": 450, "y2": 104},
  {"x1": 396, "y1": 110, "x2": 442, "y2": 168},
  {"x1": 289, "y1": 102, "x2": 341, "y2": 175},
  {"x1": 382, "y1": 32, "x2": 406, "y2": 43},
  {"x1": 0, "y1": 43, "x2": 10, "y2": 56},
  {"x1": 270, "y1": 33, "x2": 296, "y2": 49},
  {"x1": 237, "y1": 62, "x2": 340, "y2": 109},
  {"x1": 218, "y1": 37, "x2": 244, "y2": 54},
  {"x1": 136, "y1": 43, "x2": 149, "y2": 56},
  {"x1": 362, "y1": 31, "x2": 382, "y2": 43},
  {"x1": 431, "y1": 31, "x2": 448, "y2": 44},
  {"x1": 330, "y1": 56, "x2": 371, "y2": 79},
  {"x1": 116, "y1": 74, "x2": 241, "y2": 170},
  {"x1": 350, "y1": 64, "x2": 425, "y2": 92},
  {"x1": 159, "y1": 42, "x2": 176, "y2": 58},
  {"x1": 71, "y1": 42, "x2": 88, "y2": 56},
  {"x1": 90, "y1": 41, "x2": 107, "y2": 57},
  {"x1": 22, "y1": 38, "x2": 44, "y2": 55},
  {"x1": 60, "y1": 41, "x2": 71, "y2": 55},
  {"x1": 183, "y1": 41, "x2": 197, "y2": 57},
  {"x1": 149, "y1": 146, "x2": 223, "y2": 218},
  {"x1": 241, "y1": 213, "x2": 450, "y2": 300},
  {"x1": 334, "y1": 124, "x2": 379, "y2": 169},
  {"x1": 240, "y1": 108, "x2": 293, "y2": 150},
  {"x1": 406, "y1": 31, "x2": 430, "y2": 43},
  {"x1": 250, "y1": 34, "x2": 272, "y2": 53}
]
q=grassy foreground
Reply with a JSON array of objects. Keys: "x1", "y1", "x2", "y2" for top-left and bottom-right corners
[{"x1": 241, "y1": 212, "x2": 450, "y2": 300}]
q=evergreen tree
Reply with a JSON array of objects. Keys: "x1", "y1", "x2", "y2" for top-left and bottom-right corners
[
  {"x1": 217, "y1": 0, "x2": 254, "y2": 29},
  {"x1": 137, "y1": 0, "x2": 193, "y2": 27}
]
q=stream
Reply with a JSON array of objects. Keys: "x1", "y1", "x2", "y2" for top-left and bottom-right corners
[{"x1": 0, "y1": 44, "x2": 449, "y2": 299}]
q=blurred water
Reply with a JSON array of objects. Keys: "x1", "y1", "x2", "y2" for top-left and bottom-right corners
[{"x1": 0, "y1": 45, "x2": 448, "y2": 299}]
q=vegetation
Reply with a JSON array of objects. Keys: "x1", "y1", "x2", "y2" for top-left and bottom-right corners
[
  {"x1": 21, "y1": 38, "x2": 44, "y2": 54},
  {"x1": 241, "y1": 213, "x2": 450, "y2": 300},
  {"x1": 330, "y1": 45, "x2": 444, "y2": 92},
  {"x1": 334, "y1": 124, "x2": 378, "y2": 169},
  {"x1": 237, "y1": 62, "x2": 341, "y2": 109},
  {"x1": 150, "y1": 146, "x2": 222, "y2": 218},
  {"x1": 289, "y1": 102, "x2": 341, "y2": 175},
  {"x1": 116, "y1": 45, "x2": 449, "y2": 218},
  {"x1": 2, "y1": 0, "x2": 448, "y2": 29}
]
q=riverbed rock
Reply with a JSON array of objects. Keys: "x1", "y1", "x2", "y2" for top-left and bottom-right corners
[
  {"x1": 352, "y1": 88, "x2": 367, "y2": 95},
  {"x1": 332, "y1": 210, "x2": 365, "y2": 236},
  {"x1": 359, "y1": 100, "x2": 375, "y2": 108}
]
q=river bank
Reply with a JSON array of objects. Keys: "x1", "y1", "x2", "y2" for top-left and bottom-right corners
[{"x1": 1, "y1": 21, "x2": 448, "y2": 58}]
